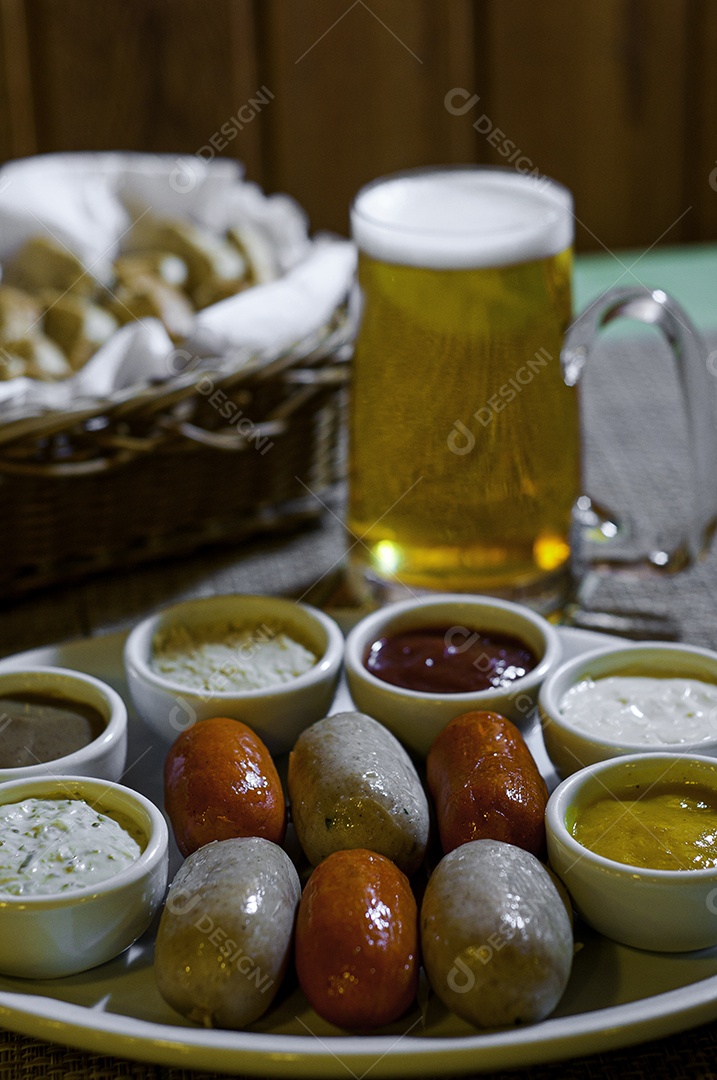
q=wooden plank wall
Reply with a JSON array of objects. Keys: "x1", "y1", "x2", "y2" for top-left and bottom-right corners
[{"x1": 0, "y1": 0, "x2": 714, "y2": 251}]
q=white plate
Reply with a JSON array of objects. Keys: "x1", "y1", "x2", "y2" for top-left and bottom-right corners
[{"x1": 0, "y1": 626, "x2": 717, "y2": 1076}]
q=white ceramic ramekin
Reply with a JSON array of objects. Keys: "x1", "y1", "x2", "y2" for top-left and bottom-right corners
[
  {"x1": 0, "y1": 666, "x2": 127, "y2": 783},
  {"x1": 546, "y1": 752, "x2": 717, "y2": 952},
  {"x1": 344, "y1": 594, "x2": 562, "y2": 756},
  {"x1": 123, "y1": 593, "x2": 344, "y2": 754},
  {"x1": 539, "y1": 642, "x2": 717, "y2": 778},
  {"x1": 0, "y1": 774, "x2": 168, "y2": 978}
]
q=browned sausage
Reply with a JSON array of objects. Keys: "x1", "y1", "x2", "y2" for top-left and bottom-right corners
[
  {"x1": 164, "y1": 716, "x2": 286, "y2": 857},
  {"x1": 426, "y1": 710, "x2": 548, "y2": 858},
  {"x1": 295, "y1": 848, "x2": 419, "y2": 1029}
]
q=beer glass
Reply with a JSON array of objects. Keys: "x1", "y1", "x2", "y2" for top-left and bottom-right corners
[{"x1": 347, "y1": 166, "x2": 717, "y2": 614}]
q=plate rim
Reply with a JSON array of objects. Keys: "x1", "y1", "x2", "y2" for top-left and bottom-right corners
[{"x1": 2, "y1": 970, "x2": 717, "y2": 1077}]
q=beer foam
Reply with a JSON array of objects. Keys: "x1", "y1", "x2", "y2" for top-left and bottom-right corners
[{"x1": 351, "y1": 168, "x2": 573, "y2": 269}]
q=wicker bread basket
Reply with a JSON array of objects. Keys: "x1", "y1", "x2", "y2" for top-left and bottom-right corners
[
  {"x1": 0, "y1": 153, "x2": 358, "y2": 598},
  {"x1": 0, "y1": 315, "x2": 353, "y2": 598}
]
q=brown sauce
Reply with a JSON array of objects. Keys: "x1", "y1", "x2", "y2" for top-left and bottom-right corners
[
  {"x1": 0, "y1": 693, "x2": 106, "y2": 768},
  {"x1": 364, "y1": 625, "x2": 538, "y2": 694}
]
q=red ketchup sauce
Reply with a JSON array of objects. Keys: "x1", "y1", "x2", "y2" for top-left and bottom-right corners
[{"x1": 364, "y1": 625, "x2": 538, "y2": 694}]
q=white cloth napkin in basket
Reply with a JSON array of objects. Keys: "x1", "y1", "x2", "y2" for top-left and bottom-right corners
[{"x1": 0, "y1": 153, "x2": 356, "y2": 420}]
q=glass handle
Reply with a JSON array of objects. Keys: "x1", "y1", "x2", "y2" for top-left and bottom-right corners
[{"x1": 562, "y1": 286, "x2": 717, "y2": 578}]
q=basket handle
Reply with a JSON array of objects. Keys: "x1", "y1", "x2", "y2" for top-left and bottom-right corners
[{"x1": 161, "y1": 417, "x2": 287, "y2": 451}]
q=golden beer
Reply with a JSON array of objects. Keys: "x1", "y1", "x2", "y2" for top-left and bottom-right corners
[{"x1": 348, "y1": 168, "x2": 580, "y2": 607}]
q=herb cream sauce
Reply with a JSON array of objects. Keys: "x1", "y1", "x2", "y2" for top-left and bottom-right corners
[{"x1": 0, "y1": 797, "x2": 142, "y2": 896}]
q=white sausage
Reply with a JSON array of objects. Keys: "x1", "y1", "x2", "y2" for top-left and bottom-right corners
[
  {"x1": 288, "y1": 711, "x2": 429, "y2": 875},
  {"x1": 154, "y1": 837, "x2": 300, "y2": 1029},
  {"x1": 421, "y1": 839, "x2": 573, "y2": 1027}
]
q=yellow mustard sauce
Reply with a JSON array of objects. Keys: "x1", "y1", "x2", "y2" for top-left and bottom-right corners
[{"x1": 571, "y1": 783, "x2": 717, "y2": 871}]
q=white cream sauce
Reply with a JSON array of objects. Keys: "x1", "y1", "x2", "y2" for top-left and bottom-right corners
[
  {"x1": 559, "y1": 675, "x2": 717, "y2": 745},
  {"x1": 151, "y1": 619, "x2": 317, "y2": 692},
  {"x1": 0, "y1": 797, "x2": 142, "y2": 896}
]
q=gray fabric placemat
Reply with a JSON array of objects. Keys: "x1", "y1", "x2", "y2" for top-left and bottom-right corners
[{"x1": 576, "y1": 327, "x2": 717, "y2": 648}]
